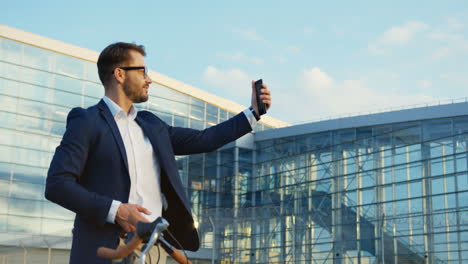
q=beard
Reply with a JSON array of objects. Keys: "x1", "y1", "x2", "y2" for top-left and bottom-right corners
[{"x1": 123, "y1": 82, "x2": 149, "y2": 103}]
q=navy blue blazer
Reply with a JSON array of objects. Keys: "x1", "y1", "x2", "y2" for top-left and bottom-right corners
[{"x1": 45, "y1": 99, "x2": 252, "y2": 263}]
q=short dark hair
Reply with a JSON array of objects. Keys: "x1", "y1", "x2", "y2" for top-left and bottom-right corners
[{"x1": 97, "y1": 42, "x2": 146, "y2": 86}]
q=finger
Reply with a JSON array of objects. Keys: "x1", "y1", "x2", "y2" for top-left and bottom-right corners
[
  {"x1": 260, "y1": 95, "x2": 271, "y2": 100},
  {"x1": 137, "y1": 215, "x2": 150, "y2": 223},
  {"x1": 261, "y1": 88, "x2": 271, "y2": 95},
  {"x1": 136, "y1": 205, "x2": 152, "y2": 215},
  {"x1": 133, "y1": 213, "x2": 150, "y2": 223},
  {"x1": 122, "y1": 224, "x2": 132, "y2": 233}
]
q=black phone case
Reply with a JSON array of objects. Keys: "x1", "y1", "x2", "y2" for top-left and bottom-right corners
[{"x1": 255, "y1": 79, "x2": 267, "y2": 115}]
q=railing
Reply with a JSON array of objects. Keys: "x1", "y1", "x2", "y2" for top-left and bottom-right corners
[{"x1": 291, "y1": 97, "x2": 468, "y2": 126}]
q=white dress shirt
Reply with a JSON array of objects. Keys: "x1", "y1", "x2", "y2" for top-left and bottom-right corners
[{"x1": 103, "y1": 96, "x2": 257, "y2": 223}]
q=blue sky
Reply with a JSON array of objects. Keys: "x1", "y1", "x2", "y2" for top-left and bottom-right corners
[{"x1": 2, "y1": 0, "x2": 468, "y2": 123}]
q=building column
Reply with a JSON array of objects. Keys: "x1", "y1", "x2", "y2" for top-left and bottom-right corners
[
  {"x1": 332, "y1": 148, "x2": 344, "y2": 264},
  {"x1": 232, "y1": 147, "x2": 239, "y2": 263},
  {"x1": 421, "y1": 142, "x2": 434, "y2": 264},
  {"x1": 374, "y1": 146, "x2": 386, "y2": 263}
]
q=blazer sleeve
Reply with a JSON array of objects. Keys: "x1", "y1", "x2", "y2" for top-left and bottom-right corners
[
  {"x1": 45, "y1": 108, "x2": 112, "y2": 226},
  {"x1": 168, "y1": 111, "x2": 252, "y2": 155}
]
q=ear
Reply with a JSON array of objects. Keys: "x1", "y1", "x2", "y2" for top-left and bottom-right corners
[{"x1": 114, "y1": 68, "x2": 125, "y2": 84}]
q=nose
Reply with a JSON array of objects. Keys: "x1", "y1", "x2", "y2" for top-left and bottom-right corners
[{"x1": 145, "y1": 74, "x2": 153, "y2": 84}]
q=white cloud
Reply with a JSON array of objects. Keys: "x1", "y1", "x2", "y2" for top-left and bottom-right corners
[
  {"x1": 428, "y1": 29, "x2": 468, "y2": 59},
  {"x1": 285, "y1": 45, "x2": 302, "y2": 54},
  {"x1": 302, "y1": 67, "x2": 333, "y2": 89},
  {"x1": 440, "y1": 72, "x2": 468, "y2": 86},
  {"x1": 271, "y1": 55, "x2": 287, "y2": 64},
  {"x1": 273, "y1": 67, "x2": 435, "y2": 122},
  {"x1": 232, "y1": 28, "x2": 263, "y2": 41},
  {"x1": 202, "y1": 66, "x2": 251, "y2": 102},
  {"x1": 446, "y1": 17, "x2": 467, "y2": 31},
  {"x1": 379, "y1": 21, "x2": 429, "y2": 45},
  {"x1": 217, "y1": 52, "x2": 264, "y2": 65},
  {"x1": 367, "y1": 43, "x2": 385, "y2": 55},
  {"x1": 431, "y1": 47, "x2": 452, "y2": 59},
  {"x1": 369, "y1": 21, "x2": 429, "y2": 55},
  {"x1": 370, "y1": 19, "x2": 468, "y2": 59},
  {"x1": 418, "y1": 80, "x2": 432, "y2": 88},
  {"x1": 303, "y1": 26, "x2": 317, "y2": 36}
]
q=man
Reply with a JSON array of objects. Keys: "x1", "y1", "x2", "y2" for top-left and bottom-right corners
[{"x1": 45, "y1": 42, "x2": 271, "y2": 263}]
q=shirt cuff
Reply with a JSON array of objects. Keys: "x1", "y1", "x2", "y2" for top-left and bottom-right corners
[
  {"x1": 243, "y1": 108, "x2": 257, "y2": 129},
  {"x1": 106, "y1": 200, "x2": 122, "y2": 224}
]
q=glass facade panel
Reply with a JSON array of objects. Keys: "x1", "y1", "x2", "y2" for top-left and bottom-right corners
[
  {"x1": 0, "y1": 38, "x2": 22, "y2": 63},
  {"x1": 8, "y1": 198, "x2": 43, "y2": 217},
  {"x1": 7, "y1": 215, "x2": 41, "y2": 233},
  {"x1": 22, "y1": 44, "x2": 55, "y2": 71}
]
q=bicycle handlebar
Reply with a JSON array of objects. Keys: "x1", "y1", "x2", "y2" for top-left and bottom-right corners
[{"x1": 97, "y1": 217, "x2": 192, "y2": 264}]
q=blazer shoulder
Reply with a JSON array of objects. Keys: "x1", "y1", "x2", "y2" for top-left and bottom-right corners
[
  {"x1": 138, "y1": 110, "x2": 168, "y2": 126},
  {"x1": 66, "y1": 105, "x2": 99, "y2": 128}
]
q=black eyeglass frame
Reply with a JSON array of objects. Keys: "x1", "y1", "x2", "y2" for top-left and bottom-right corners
[{"x1": 113, "y1": 66, "x2": 148, "y2": 77}]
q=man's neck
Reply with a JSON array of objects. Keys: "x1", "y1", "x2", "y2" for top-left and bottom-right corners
[{"x1": 104, "y1": 90, "x2": 133, "y2": 114}]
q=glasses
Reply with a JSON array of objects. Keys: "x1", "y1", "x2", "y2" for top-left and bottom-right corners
[{"x1": 114, "y1": 66, "x2": 148, "y2": 77}]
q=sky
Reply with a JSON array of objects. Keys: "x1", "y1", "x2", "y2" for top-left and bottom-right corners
[{"x1": 2, "y1": 0, "x2": 468, "y2": 124}]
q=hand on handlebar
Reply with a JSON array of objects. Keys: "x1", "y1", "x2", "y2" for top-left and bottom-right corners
[
  {"x1": 115, "y1": 203, "x2": 151, "y2": 233},
  {"x1": 98, "y1": 217, "x2": 192, "y2": 264}
]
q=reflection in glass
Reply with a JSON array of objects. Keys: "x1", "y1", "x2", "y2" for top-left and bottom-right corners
[
  {"x1": 13, "y1": 164, "x2": 46, "y2": 184},
  {"x1": 0, "y1": 145, "x2": 15, "y2": 163},
  {"x1": 41, "y1": 218, "x2": 73, "y2": 236},
  {"x1": 54, "y1": 88, "x2": 82, "y2": 107},
  {"x1": 8, "y1": 198, "x2": 43, "y2": 217},
  {"x1": 0, "y1": 77, "x2": 19, "y2": 97},
  {"x1": 43, "y1": 201, "x2": 75, "y2": 220},
  {"x1": 83, "y1": 81, "x2": 104, "y2": 98},
  {"x1": 55, "y1": 54, "x2": 84, "y2": 79},
  {"x1": 84, "y1": 61, "x2": 101, "y2": 83},
  {"x1": 0, "y1": 94, "x2": 17, "y2": 113},
  {"x1": 0, "y1": 162, "x2": 11, "y2": 180},
  {"x1": 14, "y1": 147, "x2": 49, "y2": 167},
  {"x1": 0, "y1": 62, "x2": 22, "y2": 85},
  {"x1": 22, "y1": 44, "x2": 56, "y2": 71},
  {"x1": 174, "y1": 115, "x2": 188, "y2": 127},
  {"x1": 0, "y1": 38, "x2": 22, "y2": 63},
  {"x1": 15, "y1": 113, "x2": 52, "y2": 135},
  {"x1": 18, "y1": 82, "x2": 54, "y2": 103},
  {"x1": 10, "y1": 181, "x2": 44, "y2": 200},
  {"x1": 0, "y1": 215, "x2": 6, "y2": 232},
  {"x1": 22, "y1": 66, "x2": 55, "y2": 88},
  {"x1": 7, "y1": 215, "x2": 41, "y2": 233},
  {"x1": 83, "y1": 96, "x2": 100, "y2": 108}
]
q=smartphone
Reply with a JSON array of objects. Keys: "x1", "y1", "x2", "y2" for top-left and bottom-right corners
[{"x1": 255, "y1": 79, "x2": 267, "y2": 115}]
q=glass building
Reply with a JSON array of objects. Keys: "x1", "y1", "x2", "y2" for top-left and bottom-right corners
[
  {"x1": 0, "y1": 24, "x2": 467, "y2": 263},
  {"x1": 209, "y1": 107, "x2": 468, "y2": 263}
]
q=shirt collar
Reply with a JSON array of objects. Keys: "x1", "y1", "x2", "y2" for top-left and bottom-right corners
[{"x1": 102, "y1": 96, "x2": 138, "y2": 120}]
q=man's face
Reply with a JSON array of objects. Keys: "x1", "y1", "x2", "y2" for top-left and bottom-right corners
[{"x1": 121, "y1": 50, "x2": 152, "y2": 103}]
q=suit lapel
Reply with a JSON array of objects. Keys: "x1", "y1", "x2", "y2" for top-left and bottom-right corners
[{"x1": 98, "y1": 100, "x2": 129, "y2": 172}]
